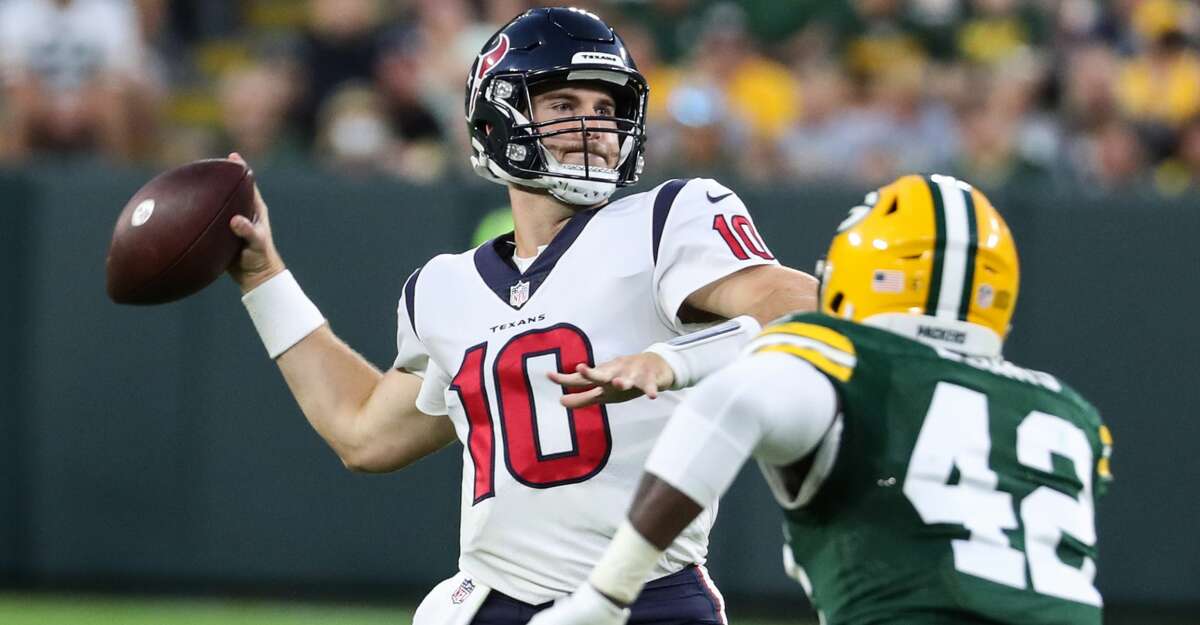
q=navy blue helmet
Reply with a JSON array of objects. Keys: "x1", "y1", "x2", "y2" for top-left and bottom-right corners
[{"x1": 465, "y1": 7, "x2": 648, "y2": 205}]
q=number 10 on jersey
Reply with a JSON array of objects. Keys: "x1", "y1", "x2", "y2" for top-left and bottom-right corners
[{"x1": 450, "y1": 324, "x2": 612, "y2": 504}]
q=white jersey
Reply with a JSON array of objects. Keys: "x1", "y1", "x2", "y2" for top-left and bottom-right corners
[{"x1": 393, "y1": 178, "x2": 778, "y2": 604}]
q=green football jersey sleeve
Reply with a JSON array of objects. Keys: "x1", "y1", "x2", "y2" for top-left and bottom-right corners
[{"x1": 751, "y1": 313, "x2": 1112, "y2": 625}]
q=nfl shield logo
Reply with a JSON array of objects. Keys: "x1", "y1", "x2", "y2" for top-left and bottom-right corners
[
  {"x1": 451, "y1": 578, "x2": 475, "y2": 604},
  {"x1": 509, "y1": 280, "x2": 530, "y2": 307}
]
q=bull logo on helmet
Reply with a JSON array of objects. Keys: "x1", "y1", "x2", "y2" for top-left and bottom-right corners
[{"x1": 467, "y1": 34, "x2": 510, "y2": 119}]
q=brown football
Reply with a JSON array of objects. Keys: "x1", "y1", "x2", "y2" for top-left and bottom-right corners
[{"x1": 106, "y1": 159, "x2": 255, "y2": 305}]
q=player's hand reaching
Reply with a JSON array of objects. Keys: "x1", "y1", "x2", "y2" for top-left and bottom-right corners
[
  {"x1": 226, "y1": 152, "x2": 286, "y2": 293},
  {"x1": 528, "y1": 584, "x2": 630, "y2": 625},
  {"x1": 548, "y1": 352, "x2": 675, "y2": 408}
]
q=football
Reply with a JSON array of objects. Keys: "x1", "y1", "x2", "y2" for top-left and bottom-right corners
[{"x1": 106, "y1": 159, "x2": 255, "y2": 305}]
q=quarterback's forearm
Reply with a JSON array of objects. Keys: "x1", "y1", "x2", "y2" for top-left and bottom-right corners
[
  {"x1": 688, "y1": 264, "x2": 819, "y2": 325},
  {"x1": 240, "y1": 272, "x2": 452, "y2": 471},
  {"x1": 276, "y1": 326, "x2": 381, "y2": 452},
  {"x1": 276, "y1": 327, "x2": 453, "y2": 472},
  {"x1": 744, "y1": 265, "x2": 820, "y2": 324}
]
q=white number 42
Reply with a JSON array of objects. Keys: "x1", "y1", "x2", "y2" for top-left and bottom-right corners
[{"x1": 903, "y1": 382, "x2": 1102, "y2": 607}]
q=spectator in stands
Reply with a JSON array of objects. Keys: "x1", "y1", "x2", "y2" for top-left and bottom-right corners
[
  {"x1": 1061, "y1": 42, "x2": 1120, "y2": 131},
  {"x1": 1067, "y1": 119, "x2": 1149, "y2": 192},
  {"x1": 1176, "y1": 116, "x2": 1200, "y2": 185},
  {"x1": 798, "y1": 57, "x2": 956, "y2": 185},
  {"x1": 292, "y1": 0, "x2": 385, "y2": 145},
  {"x1": 779, "y1": 63, "x2": 856, "y2": 180},
  {"x1": 967, "y1": 53, "x2": 1059, "y2": 183},
  {"x1": 408, "y1": 0, "x2": 491, "y2": 157},
  {"x1": 217, "y1": 62, "x2": 302, "y2": 168},
  {"x1": 658, "y1": 3, "x2": 800, "y2": 179},
  {"x1": 374, "y1": 28, "x2": 447, "y2": 182},
  {"x1": 375, "y1": 29, "x2": 442, "y2": 146},
  {"x1": 833, "y1": 0, "x2": 929, "y2": 80},
  {"x1": 0, "y1": 0, "x2": 156, "y2": 161},
  {"x1": 314, "y1": 82, "x2": 393, "y2": 176},
  {"x1": 1115, "y1": 0, "x2": 1200, "y2": 128},
  {"x1": 953, "y1": 96, "x2": 1050, "y2": 188},
  {"x1": 616, "y1": 0, "x2": 701, "y2": 65},
  {"x1": 956, "y1": 0, "x2": 1047, "y2": 66},
  {"x1": 314, "y1": 80, "x2": 444, "y2": 183},
  {"x1": 1151, "y1": 114, "x2": 1200, "y2": 194}
]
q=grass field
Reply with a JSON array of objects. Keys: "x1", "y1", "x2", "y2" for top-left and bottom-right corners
[{"x1": 0, "y1": 593, "x2": 804, "y2": 625}]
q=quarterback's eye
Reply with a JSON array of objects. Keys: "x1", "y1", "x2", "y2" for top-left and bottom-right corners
[{"x1": 595, "y1": 104, "x2": 614, "y2": 116}]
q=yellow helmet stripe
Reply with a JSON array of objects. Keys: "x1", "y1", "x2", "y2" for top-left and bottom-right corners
[
  {"x1": 755, "y1": 344, "x2": 854, "y2": 382},
  {"x1": 758, "y1": 322, "x2": 856, "y2": 357},
  {"x1": 925, "y1": 175, "x2": 979, "y2": 321}
]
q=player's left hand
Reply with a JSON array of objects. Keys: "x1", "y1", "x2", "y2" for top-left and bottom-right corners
[
  {"x1": 528, "y1": 584, "x2": 631, "y2": 625},
  {"x1": 548, "y1": 352, "x2": 675, "y2": 408}
]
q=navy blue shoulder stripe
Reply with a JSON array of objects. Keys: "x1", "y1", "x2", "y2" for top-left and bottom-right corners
[
  {"x1": 652, "y1": 179, "x2": 689, "y2": 265},
  {"x1": 403, "y1": 267, "x2": 422, "y2": 339}
]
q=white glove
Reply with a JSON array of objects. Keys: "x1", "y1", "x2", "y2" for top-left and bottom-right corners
[{"x1": 528, "y1": 584, "x2": 631, "y2": 625}]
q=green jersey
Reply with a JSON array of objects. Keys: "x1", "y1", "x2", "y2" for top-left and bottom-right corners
[{"x1": 752, "y1": 313, "x2": 1112, "y2": 625}]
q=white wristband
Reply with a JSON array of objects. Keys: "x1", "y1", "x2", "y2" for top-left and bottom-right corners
[
  {"x1": 588, "y1": 521, "x2": 664, "y2": 605},
  {"x1": 644, "y1": 315, "x2": 762, "y2": 389},
  {"x1": 241, "y1": 270, "x2": 326, "y2": 359}
]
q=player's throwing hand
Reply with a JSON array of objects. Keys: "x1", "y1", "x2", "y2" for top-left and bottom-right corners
[
  {"x1": 226, "y1": 152, "x2": 285, "y2": 293},
  {"x1": 548, "y1": 352, "x2": 675, "y2": 408}
]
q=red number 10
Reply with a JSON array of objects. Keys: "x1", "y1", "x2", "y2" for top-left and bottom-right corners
[
  {"x1": 450, "y1": 324, "x2": 612, "y2": 504},
  {"x1": 713, "y1": 214, "x2": 774, "y2": 260}
]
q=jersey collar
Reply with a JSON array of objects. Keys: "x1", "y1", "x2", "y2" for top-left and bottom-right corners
[
  {"x1": 862, "y1": 313, "x2": 1003, "y2": 357},
  {"x1": 473, "y1": 205, "x2": 603, "y2": 310}
]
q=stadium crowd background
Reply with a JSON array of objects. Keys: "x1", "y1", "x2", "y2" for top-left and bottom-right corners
[{"x1": 1, "y1": 0, "x2": 1200, "y2": 196}]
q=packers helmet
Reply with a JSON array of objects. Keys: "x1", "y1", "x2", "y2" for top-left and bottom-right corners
[{"x1": 819, "y1": 174, "x2": 1019, "y2": 354}]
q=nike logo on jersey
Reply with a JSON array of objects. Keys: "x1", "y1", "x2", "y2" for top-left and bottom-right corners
[{"x1": 706, "y1": 191, "x2": 734, "y2": 203}]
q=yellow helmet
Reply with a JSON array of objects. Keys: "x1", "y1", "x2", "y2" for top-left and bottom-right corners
[{"x1": 819, "y1": 174, "x2": 1019, "y2": 353}]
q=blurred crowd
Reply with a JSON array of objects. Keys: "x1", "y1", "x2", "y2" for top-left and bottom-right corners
[{"x1": 2, "y1": 0, "x2": 1200, "y2": 195}]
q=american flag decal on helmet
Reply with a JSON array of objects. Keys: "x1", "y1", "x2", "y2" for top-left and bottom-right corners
[{"x1": 872, "y1": 270, "x2": 904, "y2": 293}]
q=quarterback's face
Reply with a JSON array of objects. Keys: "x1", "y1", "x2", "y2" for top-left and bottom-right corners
[{"x1": 530, "y1": 84, "x2": 620, "y2": 170}]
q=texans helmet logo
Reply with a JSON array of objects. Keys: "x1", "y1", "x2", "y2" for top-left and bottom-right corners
[
  {"x1": 476, "y1": 34, "x2": 510, "y2": 82},
  {"x1": 468, "y1": 34, "x2": 510, "y2": 118}
]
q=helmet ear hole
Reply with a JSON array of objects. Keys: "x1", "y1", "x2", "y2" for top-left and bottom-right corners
[
  {"x1": 884, "y1": 197, "x2": 898, "y2": 215},
  {"x1": 830, "y1": 292, "x2": 844, "y2": 313}
]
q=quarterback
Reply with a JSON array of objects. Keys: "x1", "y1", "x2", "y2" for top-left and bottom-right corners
[
  {"x1": 533, "y1": 174, "x2": 1113, "y2": 625},
  {"x1": 226, "y1": 7, "x2": 817, "y2": 625}
]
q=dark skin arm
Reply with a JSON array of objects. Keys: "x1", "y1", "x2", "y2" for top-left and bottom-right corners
[
  {"x1": 628, "y1": 460, "x2": 812, "y2": 550},
  {"x1": 627, "y1": 474, "x2": 704, "y2": 550}
]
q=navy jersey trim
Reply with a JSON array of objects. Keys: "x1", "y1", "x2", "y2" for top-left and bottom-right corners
[
  {"x1": 651, "y1": 179, "x2": 688, "y2": 265},
  {"x1": 473, "y1": 205, "x2": 603, "y2": 310},
  {"x1": 403, "y1": 267, "x2": 422, "y2": 340}
]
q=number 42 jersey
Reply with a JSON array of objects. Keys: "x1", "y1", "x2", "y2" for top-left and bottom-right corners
[
  {"x1": 393, "y1": 178, "x2": 777, "y2": 604},
  {"x1": 755, "y1": 314, "x2": 1113, "y2": 625}
]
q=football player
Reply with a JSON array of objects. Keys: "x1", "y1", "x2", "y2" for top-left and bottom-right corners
[
  {"x1": 531, "y1": 174, "x2": 1113, "y2": 625},
  {"x1": 226, "y1": 7, "x2": 818, "y2": 625}
]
